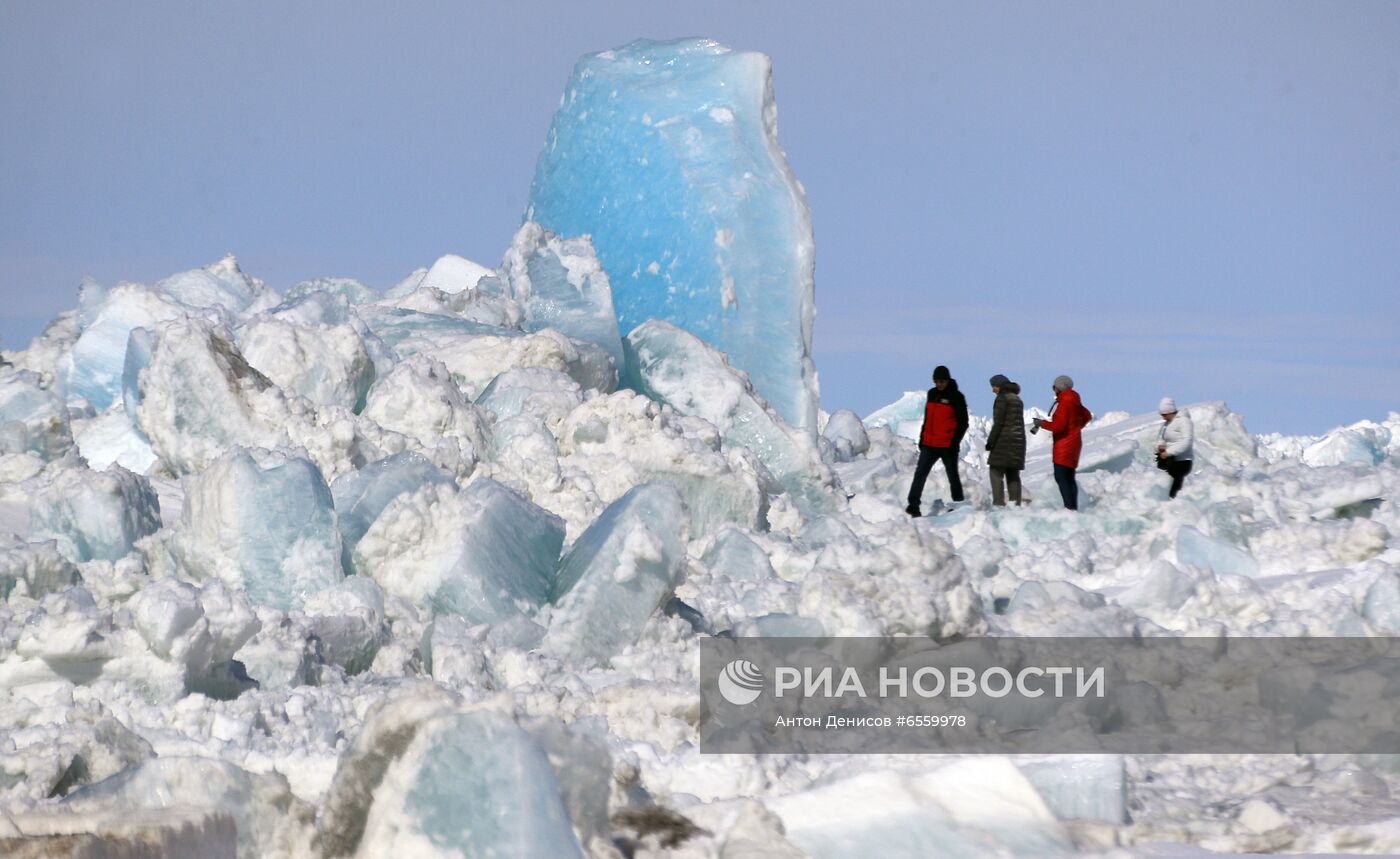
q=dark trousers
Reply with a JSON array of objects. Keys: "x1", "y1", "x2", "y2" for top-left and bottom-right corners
[
  {"x1": 1166, "y1": 458, "x2": 1193, "y2": 498},
  {"x1": 989, "y1": 466, "x2": 1022, "y2": 506},
  {"x1": 1053, "y1": 463, "x2": 1078, "y2": 511},
  {"x1": 908, "y1": 445, "x2": 963, "y2": 507}
]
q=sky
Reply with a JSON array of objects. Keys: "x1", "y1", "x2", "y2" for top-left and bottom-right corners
[{"x1": 1, "y1": 1, "x2": 1397, "y2": 435}]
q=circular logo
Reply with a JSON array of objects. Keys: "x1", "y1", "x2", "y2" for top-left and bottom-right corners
[{"x1": 717, "y1": 659, "x2": 764, "y2": 705}]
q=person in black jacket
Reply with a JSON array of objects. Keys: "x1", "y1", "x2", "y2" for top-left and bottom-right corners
[
  {"x1": 984, "y1": 374, "x2": 1026, "y2": 506},
  {"x1": 906, "y1": 365, "x2": 969, "y2": 517}
]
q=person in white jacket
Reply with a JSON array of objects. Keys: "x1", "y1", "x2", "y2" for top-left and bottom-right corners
[{"x1": 1155, "y1": 396, "x2": 1194, "y2": 498}]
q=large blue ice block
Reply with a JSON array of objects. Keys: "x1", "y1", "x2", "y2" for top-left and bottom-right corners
[{"x1": 526, "y1": 38, "x2": 818, "y2": 432}]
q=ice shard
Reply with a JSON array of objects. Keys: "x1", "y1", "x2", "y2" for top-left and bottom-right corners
[
  {"x1": 165, "y1": 448, "x2": 343, "y2": 610},
  {"x1": 62, "y1": 284, "x2": 185, "y2": 411},
  {"x1": 330, "y1": 452, "x2": 455, "y2": 567},
  {"x1": 526, "y1": 38, "x2": 818, "y2": 431},
  {"x1": 624, "y1": 320, "x2": 837, "y2": 516},
  {"x1": 0, "y1": 368, "x2": 74, "y2": 459},
  {"x1": 1176, "y1": 525, "x2": 1260, "y2": 578},
  {"x1": 544, "y1": 483, "x2": 688, "y2": 666},
  {"x1": 29, "y1": 465, "x2": 161, "y2": 562},
  {"x1": 132, "y1": 318, "x2": 286, "y2": 476},
  {"x1": 821, "y1": 409, "x2": 870, "y2": 463},
  {"x1": 351, "y1": 478, "x2": 565, "y2": 624},
  {"x1": 0, "y1": 538, "x2": 80, "y2": 601},
  {"x1": 356, "y1": 710, "x2": 585, "y2": 858},
  {"x1": 497, "y1": 221, "x2": 624, "y2": 373},
  {"x1": 239, "y1": 315, "x2": 376, "y2": 411}
]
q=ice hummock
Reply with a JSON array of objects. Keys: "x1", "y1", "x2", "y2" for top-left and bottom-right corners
[
  {"x1": 239, "y1": 314, "x2": 376, "y2": 412},
  {"x1": 329, "y1": 451, "x2": 455, "y2": 568},
  {"x1": 72, "y1": 406, "x2": 158, "y2": 473},
  {"x1": 0, "y1": 368, "x2": 74, "y2": 459},
  {"x1": 154, "y1": 255, "x2": 273, "y2": 317},
  {"x1": 543, "y1": 482, "x2": 688, "y2": 666},
  {"x1": 526, "y1": 38, "x2": 818, "y2": 431},
  {"x1": 0, "y1": 538, "x2": 80, "y2": 601},
  {"x1": 1176, "y1": 525, "x2": 1261, "y2": 578},
  {"x1": 383, "y1": 253, "x2": 494, "y2": 299},
  {"x1": 29, "y1": 465, "x2": 161, "y2": 562},
  {"x1": 61, "y1": 256, "x2": 273, "y2": 411},
  {"x1": 352, "y1": 478, "x2": 565, "y2": 624},
  {"x1": 821, "y1": 408, "x2": 871, "y2": 463},
  {"x1": 132, "y1": 318, "x2": 285, "y2": 476},
  {"x1": 494, "y1": 221, "x2": 625, "y2": 373},
  {"x1": 357, "y1": 710, "x2": 586, "y2": 857},
  {"x1": 863, "y1": 390, "x2": 928, "y2": 440},
  {"x1": 1017, "y1": 756, "x2": 1129, "y2": 824},
  {"x1": 474, "y1": 365, "x2": 583, "y2": 427},
  {"x1": 627, "y1": 317, "x2": 834, "y2": 514},
  {"x1": 319, "y1": 690, "x2": 595, "y2": 858},
  {"x1": 60, "y1": 284, "x2": 185, "y2": 411},
  {"x1": 361, "y1": 355, "x2": 491, "y2": 479},
  {"x1": 624, "y1": 320, "x2": 838, "y2": 516},
  {"x1": 155, "y1": 447, "x2": 343, "y2": 610},
  {"x1": 554, "y1": 389, "x2": 771, "y2": 537}
]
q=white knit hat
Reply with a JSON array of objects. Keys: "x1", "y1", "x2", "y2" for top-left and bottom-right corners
[{"x1": 1158, "y1": 396, "x2": 1177, "y2": 414}]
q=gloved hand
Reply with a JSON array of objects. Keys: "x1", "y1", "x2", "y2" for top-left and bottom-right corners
[
  {"x1": 984, "y1": 442, "x2": 993, "y2": 452},
  {"x1": 1031, "y1": 417, "x2": 1043, "y2": 433}
]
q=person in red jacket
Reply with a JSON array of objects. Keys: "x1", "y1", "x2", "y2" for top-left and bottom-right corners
[
  {"x1": 1032, "y1": 374, "x2": 1092, "y2": 511},
  {"x1": 906, "y1": 365, "x2": 969, "y2": 517}
]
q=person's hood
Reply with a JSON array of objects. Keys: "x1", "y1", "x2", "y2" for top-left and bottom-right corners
[{"x1": 1000, "y1": 382, "x2": 1021, "y2": 396}]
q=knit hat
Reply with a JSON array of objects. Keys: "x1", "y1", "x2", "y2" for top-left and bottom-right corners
[
  {"x1": 1052, "y1": 375, "x2": 1074, "y2": 392},
  {"x1": 1158, "y1": 396, "x2": 1177, "y2": 415},
  {"x1": 989, "y1": 374, "x2": 1010, "y2": 387},
  {"x1": 932, "y1": 365, "x2": 951, "y2": 382}
]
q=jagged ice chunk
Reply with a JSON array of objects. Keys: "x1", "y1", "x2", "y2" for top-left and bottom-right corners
[
  {"x1": 162, "y1": 448, "x2": 343, "y2": 610},
  {"x1": 544, "y1": 482, "x2": 688, "y2": 666},
  {"x1": 624, "y1": 320, "x2": 836, "y2": 515}
]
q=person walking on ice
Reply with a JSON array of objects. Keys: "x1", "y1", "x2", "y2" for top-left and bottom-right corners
[
  {"x1": 906, "y1": 365, "x2": 968, "y2": 517},
  {"x1": 1032, "y1": 374, "x2": 1092, "y2": 511},
  {"x1": 984, "y1": 374, "x2": 1025, "y2": 506},
  {"x1": 1155, "y1": 396, "x2": 1194, "y2": 498}
]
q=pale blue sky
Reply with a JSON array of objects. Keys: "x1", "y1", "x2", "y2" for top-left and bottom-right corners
[{"x1": 2, "y1": 1, "x2": 1396, "y2": 434}]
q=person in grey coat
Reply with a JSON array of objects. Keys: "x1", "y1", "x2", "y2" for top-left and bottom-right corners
[{"x1": 984, "y1": 374, "x2": 1026, "y2": 506}]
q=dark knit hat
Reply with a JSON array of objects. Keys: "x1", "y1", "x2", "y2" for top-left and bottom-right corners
[
  {"x1": 932, "y1": 365, "x2": 951, "y2": 382},
  {"x1": 989, "y1": 374, "x2": 1010, "y2": 387}
]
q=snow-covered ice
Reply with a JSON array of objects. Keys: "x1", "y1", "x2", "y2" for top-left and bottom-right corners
[
  {"x1": 356, "y1": 709, "x2": 587, "y2": 857},
  {"x1": 624, "y1": 319, "x2": 838, "y2": 517},
  {"x1": 495, "y1": 221, "x2": 625, "y2": 374},
  {"x1": 151, "y1": 447, "x2": 342, "y2": 611},
  {"x1": 0, "y1": 369, "x2": 73, "y2": 460},
  {"x1": 29, "y1": 464, "x2": 161, "y2": 563},
  {"x1": 351, "y1": 478, "x2": 565, "y2": 625},
  {"x1": 2, "y1": 36, "x2": 1400, "y2": 859},
  {"x1": 543, "y1": 482, "x2": 689, "y2": 667},
  {"x1": 5, "y1": 250, "x2": 1399, "y2": 856}
]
